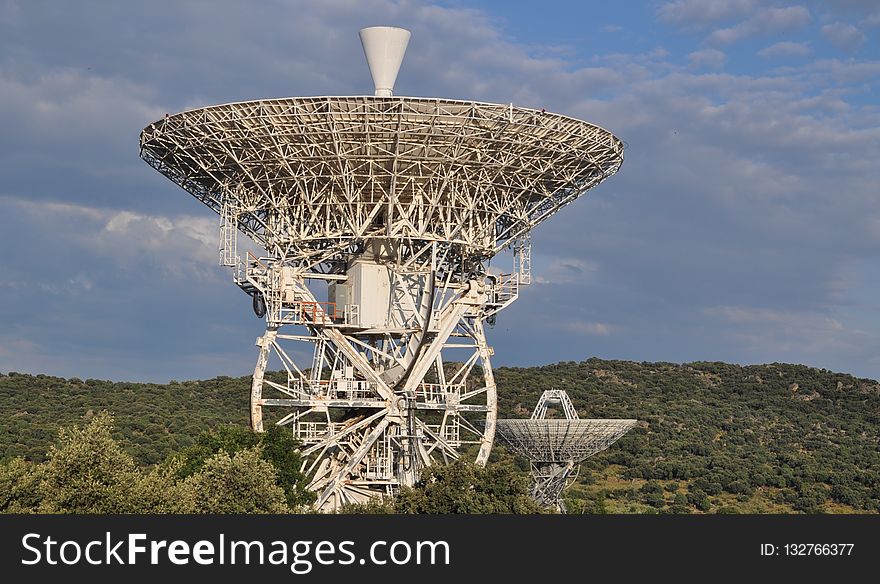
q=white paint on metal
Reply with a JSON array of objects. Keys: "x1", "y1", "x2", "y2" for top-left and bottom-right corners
[
  {"x1": 345, "y1": 261, "x2": 391, "y2": 328},
  {"x1": 359, "y1": 26, "x2": 410, "y2": 97}
]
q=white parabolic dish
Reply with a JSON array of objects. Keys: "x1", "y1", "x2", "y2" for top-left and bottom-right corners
[
  {"x1": 495, "y1": 418, "x2": 638, "y2": 463},
  {"x1": 140, "y1": 96, "x2": 624, "y2": 260}
]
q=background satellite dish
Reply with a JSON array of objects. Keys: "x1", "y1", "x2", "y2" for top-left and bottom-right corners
[{"x1": 496, "y1": 390, "x2": 636, "y2": 512}]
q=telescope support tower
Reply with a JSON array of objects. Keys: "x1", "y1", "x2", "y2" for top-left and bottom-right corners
[
  {"x1": 234, "y1": 237, "x2": 520, "y2": 510},
  {"x1": 139, "y1": 26, "x2": 625, "y2": 511}
]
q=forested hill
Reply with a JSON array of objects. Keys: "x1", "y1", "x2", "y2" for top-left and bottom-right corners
[
  {"x1": 2, "y1": 359, "x2": 879, "y2": 513},
  {"x1": 495, "y1": 360, "x2": 880, "y2": 513}
]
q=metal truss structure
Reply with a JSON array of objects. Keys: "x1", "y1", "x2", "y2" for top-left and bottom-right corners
[
  {"x1": 138, "y1": 28, "x2": 624, "y2": 511},
  {"x1": 495, "y1": 390, "x2": 636, "y2": 512}
]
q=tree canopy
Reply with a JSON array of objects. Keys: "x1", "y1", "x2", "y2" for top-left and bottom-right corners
[{"x1": 0, "y1": 413, "x2": 312, "y2": 514}]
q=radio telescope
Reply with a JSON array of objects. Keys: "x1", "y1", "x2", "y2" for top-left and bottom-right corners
[
  {"x1": 496, "y1": 390, "x2": 636, "y2": 512},
  {"x1": 139, "y1": 26, "x2": 624, "y2": 510}
]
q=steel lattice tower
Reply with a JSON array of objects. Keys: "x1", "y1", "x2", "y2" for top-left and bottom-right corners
[{"x1": 139, "y1": 27, "x2": 625, "y2": 510}]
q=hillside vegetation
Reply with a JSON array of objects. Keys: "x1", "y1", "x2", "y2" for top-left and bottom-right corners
[
  {"x1": 2, "y1": 358, "x2": 878, "y2": 513},
  {"x1": 496, "y1": 359, "x2": 880, "y2": 513}
]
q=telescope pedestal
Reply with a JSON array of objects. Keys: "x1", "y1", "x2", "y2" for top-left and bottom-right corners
[{"x1": 246, "y1": 255, "x2": 500, "y2": 511}]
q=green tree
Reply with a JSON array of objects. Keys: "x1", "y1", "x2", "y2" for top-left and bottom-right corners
[
  {"x1": 566, "y1": 495, "x2": 609, "y2": 514},
  {"x1": 687, "y1": 489, "x2": 711, "y2": 512},
  {"x1": 793, "y1": 484, "x2": 827, "y2": 514},
  {"x1": 0, "y1": 457, "x2": 42, "y2": 513},
  {"x1": 260, "y1": 426, "x2": 315, "y2": 508},
  {"x1": 183, "y1": 447, "x2": 289, "y2": 514},
  {"x1": 177, "y1": 425, "x2": 260, "y2": 477},
  {"x1": 38, "y1": 412, "x2": 141, "y2": 513},
  {"x1": 179, "y1": 424, "x2": 314, "y2": 508},
  {"x1": 670, "y1": 492, "x2": 691, "y2": 514},
  {"x1": 394, "y1": 461, "x2": 541, "y2": 514},
  {"x1": 131, "y1": 457, "x2": 195, "y2": 514}
]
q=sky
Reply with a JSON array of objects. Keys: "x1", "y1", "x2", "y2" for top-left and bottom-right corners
[{"x1": 0, "y1": 0, "x2": 878, "y2": 382}]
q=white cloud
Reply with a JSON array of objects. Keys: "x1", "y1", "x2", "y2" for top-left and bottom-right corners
[
  {"x1": 688, "y1": 48, "x2": 727, "y2": 69},
  {"x1": 532, "y1": 257, "x2": 599, "y2": 285},
  {"x1": 566, "y1": 321, "x2": 613, "y2": 336},
  {"x1": 823, "y1": 0, "x2": 880, "y2": 16},
  {"x1": 709, "y1": 6, "x2": 811, "y2": 44},
  {"x1": 2, "y1": 196, "x2": 227, "y2": 280},
  {"x1": 657, "y1": 0, "x2": 758, "y2": 27},
  {"x1": 0, "y1": 68, "x2": 164, "y2": 154},
  {"x1": 704, "y1": 305, "x2": 877, "y2": 357},
  {"x1": 706, "y1": 306, "x2": 840, "y2": 327},
  {"x1": 757, "y1": 41, "x2": 811, "y2": 58},
  {"x1": 821, "y1": 22, "x2": 866, "y2": 51}
]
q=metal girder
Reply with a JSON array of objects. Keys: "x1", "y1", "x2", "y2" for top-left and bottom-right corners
[
  {"x1": 314, "y1": 417, "x2": 393, "y2": 509},
  {"x1": 139, "y1": 96, "x2": 624, "y2": 259},
  {"x1": 532, "y1": 388, "x2": 580, "y2": 421},
  {"x1": 243, "y1": 263, "x2": 501, "y2": 511}
]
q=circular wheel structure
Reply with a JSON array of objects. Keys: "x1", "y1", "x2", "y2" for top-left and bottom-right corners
[{"x1": 139, "y1": 31, "x2": 624, "y2": 511}]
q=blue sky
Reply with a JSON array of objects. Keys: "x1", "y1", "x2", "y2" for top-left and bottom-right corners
[{"x1": 0, "y1": 0, "x2": 878, "y2": 382}]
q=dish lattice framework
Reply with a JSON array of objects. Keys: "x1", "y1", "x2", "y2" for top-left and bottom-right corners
[
  {"x1": 495, "y1": 418, "x2": 637, "y2": 463},
  {"x1": 495, "y1": 389, "x2": 636, "y2": 511},
  {"x1": 139, "y1": 44, "x2": 624, "y2": 511},
  {"x1": 140, "y1": 96, "x2": 624, "y2": 264}
]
